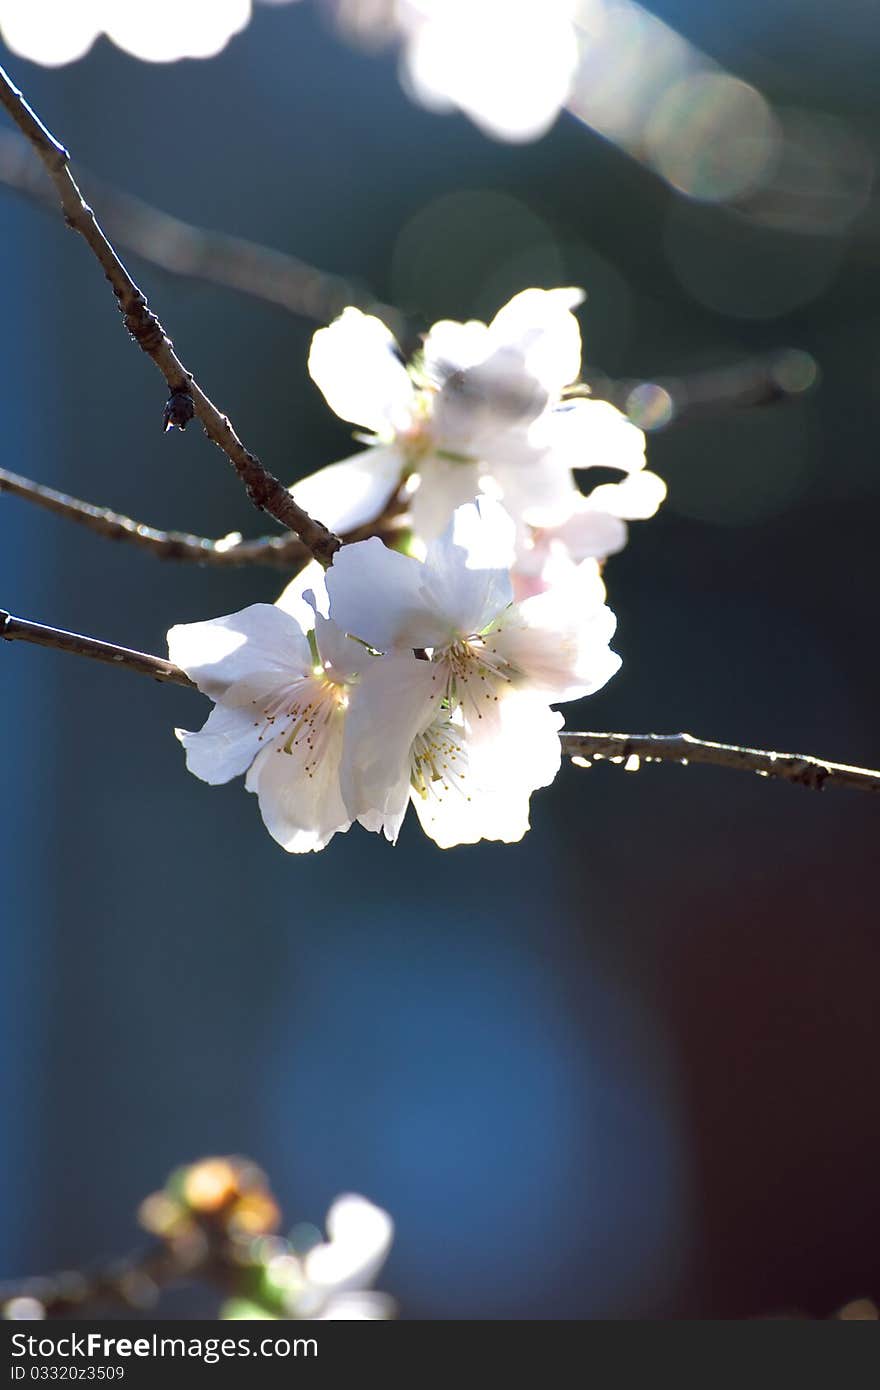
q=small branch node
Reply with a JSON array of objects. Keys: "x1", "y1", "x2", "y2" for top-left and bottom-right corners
[{"x1": 163, "y1": 388, "x2": 194, "y2": 432}]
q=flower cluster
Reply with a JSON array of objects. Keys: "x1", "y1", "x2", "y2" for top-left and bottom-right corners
[
  {"x1": 170, "y1": 499, "x2": 620, "y2": 851},
  {"x1": 136, "y1": 1157, "x2": 395, "y2": 1321},
  {"x1": 296, "y1": 286, "x2": 664, "y2": 599},
  {"x1": 170, "y1": 287, "x2": 663, "y2": 853}
]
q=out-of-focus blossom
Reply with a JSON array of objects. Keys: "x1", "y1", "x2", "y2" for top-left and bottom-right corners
[
  {"x1": 0, "y1": 0, "x2": 297, "y2": 66},
  {"x1": 297, "y1": 287, "x2": 662, "y2": 589},
  {"x1": 326, "y1": 499, "x2": 621, "y2": 848},
  {"x1": 139, "y1": 1158, "x2": 394, "y2": 1321},
  {"x1": 394, "y1": 0, "x2": 579, "y2": 143},
  {"x1": 222, "y1": 1194, "x2": 396, "y2": 1320}
]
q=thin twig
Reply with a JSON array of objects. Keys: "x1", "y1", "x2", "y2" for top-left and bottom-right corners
[
  {"x1": 0, "y1": 63, "x2": 340, "y2": 567},
  {"x1": 0, "y1": 465, "x2": 407, "y2": 569},
  {"x1": 0, "y1": 611, "x2": 194, "y2": 688},
  {"x1": 0, "y1": 1242, "x2": 210, "y2": 1319},
  {"x1": 576, "y1": 350, "x2": 818, "y2": 427},
  {"x1": 0, "y1": 464, "x2": 312, "y2": 571},
  {"x1": 561, "y1": 731, "x2": 880, "y2": 795},
  {"x1": 0, "y1": 127, "x2": 400, "y2": 331},
  {"x1": 3, "y1": 611, "x2": 878, "y2": 794}
]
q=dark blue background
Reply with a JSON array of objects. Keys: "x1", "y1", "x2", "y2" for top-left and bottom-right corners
[{"x1": 1, "y1": 2, "x2": 878, "y2": 1318}]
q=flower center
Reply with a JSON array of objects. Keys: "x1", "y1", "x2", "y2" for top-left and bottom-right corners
[
  {"x1": 410, "y1": 719, "x2": 468, "y2": 802},
  {"x1": 435, "y1": 635, "x2": 512, "y2": 722},
  {"x1": 253, "y1": 676, "x2": 348, "y2": 778}
]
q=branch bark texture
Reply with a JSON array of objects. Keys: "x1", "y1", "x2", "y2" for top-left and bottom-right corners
[{"x1": 0, "y1": 64, "x2": 339, "y2": 566}]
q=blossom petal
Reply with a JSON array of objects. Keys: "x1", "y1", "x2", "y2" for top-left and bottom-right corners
[
  {"x1": 246, "y1": 718, "x2": 351, "y2": 854},
  {"x1": 414, "y1": 692, "x2": 563, "y2": 847},
  {"x1": 168, "y1": 604, "x2": 310, "y2": 699},
  {"x1": 488, "y1": 287, "x2": 584, "y2": 393},
  {"x1": 587, "y1": 470, "x2": 668, "y2": 519},
  {"x1": 420, "y1": 500, "x2": 513, "y2": 637},
  {"x1": 341, "y1": 653, "x2": 442, "y2": 836},
  {"x1": 410, "y1": 713, "x2": 532, "y2": 848},
  {"x1": 305, "y1": 1195, "x2": 394, "y2": 1294},
  {"x1": 550, "y1": 504, "x2": 629, "y2": 563},
  {"x1": 275, "y1": 560, "x2": 329, "y2": 629},
  {"x1": 326, "y1": 537, "x2": 451, "y2": 651},
  {"x1": 464, "y1": 690, "x2": 563, "y2": 798},
  {"x1": 175, "y1": 703, "x2": 263, "y2": 786},
  {"x1": 421, "y1": 318, "x2": 492, "y2": 382},
  {"x1": 288, "y1": 444, "x2": 405, "y2": 538},
  {"x1": 491, "y1": 453, "x2": 581, "y2": 529},
  {"x1": 308, "y1": 309, "x2": 414, "y2": 435},
  {"x1": 538, "y1": 398, "x2": 647, "y2": 474},
  {"x1": 409, "y1": 457, "x2": 483, "y2": 543},
  {"x1": 493, "y1": 579, "x2": 622, "y2": 703}
]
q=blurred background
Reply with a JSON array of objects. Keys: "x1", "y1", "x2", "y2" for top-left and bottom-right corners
[{"x1": 1, "y1": 0, "x2": 879, "y2": 1319}]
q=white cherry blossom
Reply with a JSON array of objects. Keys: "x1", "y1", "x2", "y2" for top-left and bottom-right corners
[
  {"x1": 297, "y1": 287, "x2": 659, "y2": 573},
  {"x1": 327, "y1": 500, "x2": 621, "y2": 848},
  {"x1": 168, "y1": 579, "x2": 374, "y2": 854}
]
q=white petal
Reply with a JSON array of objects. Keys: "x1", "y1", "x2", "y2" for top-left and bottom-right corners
[
  {"x1": 540, "y1": 398, "x2": 647, "y2": 474},
  {"x1": 414, "y1": 692, "x2": 563, "y2": 847},
  {"x1": 168, "y1": 604, "x2": 310, "y2": 700},
  {"x1": 421, "y1": 318, "x2": 492, "y2": 382},
  {"x1": 491, "y1": 453, "x2": 582, "y2": 529},
  {"x1": 341, "y1": 654, "x2": 442, "y2": 835},
  {"x1": 420, "y1": 500, "x2": 513, "y2": 637},
  {"x1": 175, "y1": 703, "x2": 263, "y2": 786},
  {"x1": 275, "y1": 560, "x2": 329, "y2": 628},
  {"x1": 308, "y1": 309, "x2": 414, "y2": 435},
  {"x1": 551, "y1": 504, "x2": 628, "y2": 562},
  {"x1": 431, "y1": 346, "x2": 549, "y2": 453},
  {"x1": 411, "y1": 714, "x2": 532, "y2": 848},
  {"x1": 465, "y1": 690, "x2": 563, "y2": 798},
  {"x1": 488, "y1": 287, "x2": 584, "y2": 394},
  {"x1": 316, "y1": 1292, "x2": 395, "y2": 1320},
  {"x1": 493, "y1": 581, "x2": 622, "y2": 703},
  {"x1": 587, "y1": 470, "x2": 668, "y2": 519},
  {"x1": 326, "y1": 538, "x2": 450, "y2": 651},
  {"x1": 288, "y1": 444, "x2": 405, "y2": 538},
  {"x1": 512, "y1": 551, "x2": 608, "y2": 603},
  {"x1": 247, "y1": 714, "x2": 351, "y2": 855},
  {"x1": 409, "y1": 457, "x2": 483, "y2": 543},
  {"x1": 305, "y1": 1195, "x2": 394, "y2": 1294}
]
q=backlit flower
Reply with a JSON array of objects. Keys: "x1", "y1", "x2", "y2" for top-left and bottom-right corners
[{"x1": 296, "y1": 287, "x2": 658, "y2": 572}]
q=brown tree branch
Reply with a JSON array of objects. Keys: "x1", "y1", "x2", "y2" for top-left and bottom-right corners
[
  {"x1": 0, "y1": 465, "x2": 408, "y2": 570},
  {"x1": 562, "y1": 731, "x2": 880, "y2": 795},
  {"x1": 0, "y1": 63, "x2": 340, "y2": 567},
  {"x1": 0, "y1": 127, "x2": 400, "y2": 331},
  {"x1": 4, "y1": 610, "x2": 879, "y2": 794},
  {"x1": 0, "y1": 611, "x2": 194, "y2": 688},
  {"x1": 0, "y1": 464, "x2": 312, "y2": 571}
]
